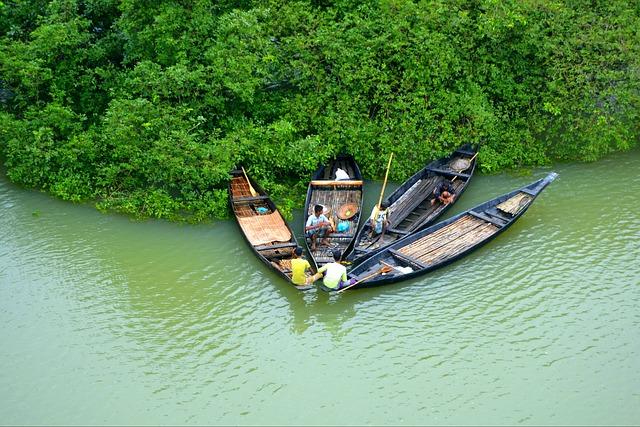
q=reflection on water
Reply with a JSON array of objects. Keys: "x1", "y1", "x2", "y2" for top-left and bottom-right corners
[{"x1": 1, "y1": 148, "x2": 639, "y2": 424}]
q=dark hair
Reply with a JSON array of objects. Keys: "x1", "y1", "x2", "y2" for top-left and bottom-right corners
[
  {"x1": 294, "y1": 247, "x2": 303, "y2": 256},
  {"x1": 380, "y1": 200, "x2": 390, "y2": 209},
  {"x1": 314, "y1": 204, "x2": 323, "y2": 214},
  {"x1": 332, "y1": 249, "x2": 342, "y2": 261}
]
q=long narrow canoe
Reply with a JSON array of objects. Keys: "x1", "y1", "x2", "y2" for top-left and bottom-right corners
[
  {"x1": 304, "y1": 155, "x2": 364, "y2": 269},
  {"x1": 229, "y1": 168, "x2": 313, "y2": 290},
  {"x1": 339, "y1": 172, "x2": 558, "y2": 291},
  {"x1": 348, "y1": 144, "x2": 477, "y2": 263}
]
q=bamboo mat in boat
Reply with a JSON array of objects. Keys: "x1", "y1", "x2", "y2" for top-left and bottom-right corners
[
  {"x1": 398, "y1": 215, "x2": 498, "y2": 266},
  {"x1": 497, "y1": 192, "x2": 532, "y2": 216},
  {"x1": 231, "y1": 176, "x2": 253, "y2": 197},
  {"x1": 237, "y1": 212, "x2": 292, "y2": 246}
]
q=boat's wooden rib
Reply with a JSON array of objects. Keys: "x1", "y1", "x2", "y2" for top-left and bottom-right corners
[
  {"x1": 304, "y1": 156, "x2": 363, "y2": 268},
  {"x1": 348, "y1": 144, "x2": 478, "y2": 263},
  {"x1": 229, "y1": 169, "x2": 313, "y2": 290},
  {"x1": 338, "y1": 173, "x2": 558, "y2": 291}
]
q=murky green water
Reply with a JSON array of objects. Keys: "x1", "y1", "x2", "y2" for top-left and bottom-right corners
[{"x1": 1, "y1": 149, "x2": 639, "y2": 425}]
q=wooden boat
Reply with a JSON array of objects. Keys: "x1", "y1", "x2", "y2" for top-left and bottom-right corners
[
  {"x1": 338, "y1": 172, "x2": 558, "y2": 291},
  {"x1": 304, "y1": 155, "x2": 364, "y2": 269},
  {"x1": 348, "y1": 144, "x2": 477, "y2": 263},
  {"x1": 229, "y1": 168, "x2": 313, "y2": 290}
]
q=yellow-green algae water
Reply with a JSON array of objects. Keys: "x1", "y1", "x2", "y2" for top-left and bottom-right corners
[{"x1": 1, "y1": 149, "x2": 639, "y2": 425}]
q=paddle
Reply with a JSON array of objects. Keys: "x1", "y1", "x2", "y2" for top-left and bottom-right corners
[
  {"x1": 337, "y1": 265, "x2": 393, "y2": 293},
  {"x1": 241, "y1": 166, "x2": 258, "y2": 197}
]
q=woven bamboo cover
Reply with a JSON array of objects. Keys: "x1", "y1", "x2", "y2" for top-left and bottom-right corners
[
  {"x1": 237, "y1": 212, "x2": 292, "y2": 246},
  {"x1": 497, "y1": 192, "x2": 532, "y2": 215},
  {"x1": 231, "y1": 176, "x2": 253, "y2": 198}
]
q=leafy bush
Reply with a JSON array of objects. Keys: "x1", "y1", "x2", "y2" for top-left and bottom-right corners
[{"x1": 1, "y1": 0, "x2": 638, "y2": 220}]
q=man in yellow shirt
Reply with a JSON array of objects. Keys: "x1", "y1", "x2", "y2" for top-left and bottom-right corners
[{"x1": 291, "y1": 247, "x2": 313, "y2": 286}]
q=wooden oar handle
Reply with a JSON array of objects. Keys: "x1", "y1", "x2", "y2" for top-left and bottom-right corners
[
  {"x1": 337, "y1": 265, "x2": 392, "y2": 293},
  {"x1": 451, "y1": 151, "x2": 479, "y2": 183},
  {"x1": 241, "y1": 166, "x2": 258, "y2": 197}
]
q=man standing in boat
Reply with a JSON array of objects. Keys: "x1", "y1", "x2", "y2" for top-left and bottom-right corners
[
  {"x1": 431, "y1": 180, "x2": 456, "y2": 206},
  {"x1": 368, "y1": 200, "x2": 390, "y2": 240},
  {"x1": 305, "y1": 204, "x2": 333, "y2": 251}
]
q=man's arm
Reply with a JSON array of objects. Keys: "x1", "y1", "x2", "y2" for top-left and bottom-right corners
[{"x1": 305, "y1": 216, "x2": 316, "y2": 231}]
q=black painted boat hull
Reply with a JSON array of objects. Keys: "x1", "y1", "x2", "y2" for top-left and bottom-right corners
[
  {"x1": 338, "y1": 172, "x2": 558, "y2": 291},
  {"x1": 303, "y1": 156, "x2": 364, "y2": 269},
  {"x1": 348, "y1": 144, "x2": 477, "y2": 264}
]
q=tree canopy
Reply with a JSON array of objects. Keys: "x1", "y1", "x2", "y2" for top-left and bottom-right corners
[{"x1": 1, "y1": 0, "x2": 638, "y2": 220}]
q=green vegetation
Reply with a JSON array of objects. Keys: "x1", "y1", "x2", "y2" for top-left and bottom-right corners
[{"x1": 1, "y1": 0, "x2": 638, "y2": 220}]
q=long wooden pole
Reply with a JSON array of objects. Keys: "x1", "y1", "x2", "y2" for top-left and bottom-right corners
[
  {"x1": 377, "y1": 153, "x2": 394, "y2": 209},
  {"x1": 241, "y1": 166, "x2": 258, "y2": 197}
]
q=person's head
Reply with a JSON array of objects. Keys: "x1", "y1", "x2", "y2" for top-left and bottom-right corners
[
  {"x1": 314, "y1": 204, "x2": 323, "y2": 216},
  {"x1": 294, "y1": 247, "x2": 303, "y2": 257},
  {"x1": 332, "y1": 250, "x2": 342, "y2": 262},
  {"x1": 380, "y1": 200, "x2": 390, "y2": 210}
]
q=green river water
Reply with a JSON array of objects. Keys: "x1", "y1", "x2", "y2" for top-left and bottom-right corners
[{"x1": 1, "y1": 149, "x2": 639, "y2": 425}]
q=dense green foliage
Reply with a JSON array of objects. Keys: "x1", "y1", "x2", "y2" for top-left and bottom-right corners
[{"x1": 1, "y1": 0, "x2": 638, "y2": 220}]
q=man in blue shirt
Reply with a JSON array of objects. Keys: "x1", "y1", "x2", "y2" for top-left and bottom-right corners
[{"x1": 305, "y1": 204, "x2": 332, "y2": 251}]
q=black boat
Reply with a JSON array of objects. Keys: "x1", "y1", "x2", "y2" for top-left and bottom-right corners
[
  {"x1": 339, "y1": 172, "x2": 558, "y2": 291},
  {"x1": 348, "y1": 144, "x2": 477, "y2": 263},
  {"x1": 304, "y1": 155, "x2": 364, "y2": 269},
  {"x1": 229, "y1": 168, "x2": 313, "y2": 290}
]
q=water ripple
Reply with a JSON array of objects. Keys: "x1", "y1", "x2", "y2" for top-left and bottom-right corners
[{"x1": 2, "y1": 150, "x2": 640, "y2": 424}]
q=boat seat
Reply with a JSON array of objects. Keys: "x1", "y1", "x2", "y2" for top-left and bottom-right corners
[
  {"x1": 310, "y1": 180, "x2": 363, "y2": 187},
  {"x1": 469, "y1": 211, "x2": 505, "y2": 227},
  {"x1": 389, "y1": 249, "x2": 428, "y2": 269},
  {"x1": 386, "y1": 228, "x2": 409, "y2": 235},
  {"x1": 233, "y1": 195, "x2": 269, "y2": 203},
  {"x1": 326, "y1": 233, "x2": 354, "y2": 239},
  {"x1": 255, "y1": 242, "x2": 298, "y2": 251},
  {"x1": 425, "y1": 168, "x2": 471, "y2": 179},
  {"x1": 519, "y1": 188, "x2": 538, "y2": 196},
  {"x1": 455, "y1": 148, "x2": 476, "y2": 156}
]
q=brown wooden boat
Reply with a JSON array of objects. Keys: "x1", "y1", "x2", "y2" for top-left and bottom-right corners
[{"x1": 229, "y1": 168, "x2": 314, "y2": 290}]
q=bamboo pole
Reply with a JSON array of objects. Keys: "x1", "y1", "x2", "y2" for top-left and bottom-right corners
[{"x1": 377, "y1": 153, "x2": 394, "y2": 209}]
